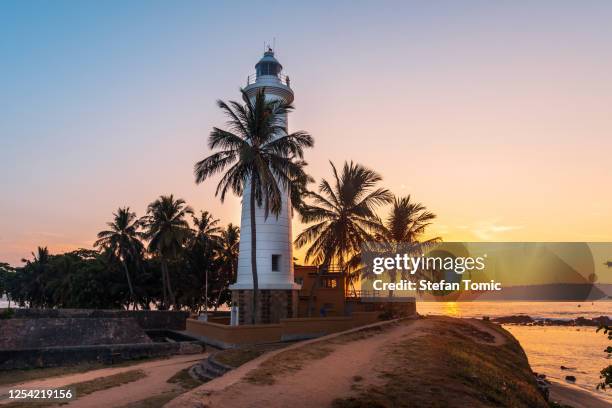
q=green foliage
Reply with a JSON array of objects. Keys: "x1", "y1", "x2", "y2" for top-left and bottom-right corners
[
  {"x1": 596, "y1": 324, "x2": 612, "y2": 390},
  {"x1": 0, "y1": 308, "x2": 15, "y2": 319},
  {"x1": 3, "y1": 205, "x2": 239, "y2": 313},
  {"x1": 141, "y1": 195, "x2": 193, "y2": 309}
]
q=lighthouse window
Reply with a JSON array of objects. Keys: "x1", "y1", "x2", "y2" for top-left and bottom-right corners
[
  {"x1": 258, "y1": 62, "x2": 278, "y2": 77},
  {"x1": 271, "y1": 254, "x2": 281, "y2": 271}
]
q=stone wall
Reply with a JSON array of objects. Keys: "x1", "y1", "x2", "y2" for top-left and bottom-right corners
[
  {"x1": 4, "y1": 309, "x2": 189, "y2": 330},
  {"x1": 0, "y1": 318, "x2": 151, "y2": 350},
  {"x1": 0, "y1": 342, "x2": 201, "y2": 370},
  {"x1": 233, "y1": 289, "x2": 298, "y2": 324}
]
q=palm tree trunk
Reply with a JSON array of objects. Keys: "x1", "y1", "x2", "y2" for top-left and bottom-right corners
[
  {"x1": 163, "y1": 259, "x2": 176, "y2": 309},
  {"x1": 249, "y1": 177, "x2": 259, "y2": 325},
  {"x1": 161, "y1": 259, "x2": 168, "y2": 310},
  {"x1": 121, "y1": 259, "x2": 136, "y2": 310}
]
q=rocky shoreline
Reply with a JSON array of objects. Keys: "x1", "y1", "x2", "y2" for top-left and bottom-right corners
[{"x1": 488, "y1": 314, "x2": 611, "y2": 326}]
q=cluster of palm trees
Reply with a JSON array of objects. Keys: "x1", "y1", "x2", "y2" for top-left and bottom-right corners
[
  {"x1": 93, "y1": 197, "x2": 239, "y2": 310},
  {"x1": 292, "y1": 162, "x2": 439, "y2": 315},
  {"x1": 195, "y1": 88, "x2": 438, "y2": 321},
  {"x1": 2, "y1": 200, "x2": 239, "y2": 311},
  {"x1": 2, "y1": 88, "x2": 438, "y2": 319}
]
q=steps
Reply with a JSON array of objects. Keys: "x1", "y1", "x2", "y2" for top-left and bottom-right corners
[{"x1": 189, "y1": 353, "x2": 233, "y2": 382}]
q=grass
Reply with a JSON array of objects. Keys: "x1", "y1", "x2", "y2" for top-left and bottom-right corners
[
  {"x1": 213, "y1": 344, "x2": 284, "y2": 368},
  {"x1": 244, "y1": 342, "x2": 334, "y2": 385},
  {"x1": 3, "y1": 369, "x2": 147, "y2": 408},
  {"x1": 332, "y1": 317, "x2": 548, "y2": 408},
  {"x1": 0, "y1": 356, "x2": 166, "y2": 387},
  {"x1": 118, "y1": 367, "x2": 206, "y2": 408},
  {"x1": 118, "y1": 391, "x2": 182, "y2": 408},
  {"x1": 166, "y1": 368, "x2": 203, "y2": 390}
]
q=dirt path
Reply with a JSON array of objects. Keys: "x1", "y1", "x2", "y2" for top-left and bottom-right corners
[
  {"x1": 168, "y1": 318, "x2": 500, "y2": 408},
  {"x1": 0, "y1": 353, "x2": 207, "y2": 407}
]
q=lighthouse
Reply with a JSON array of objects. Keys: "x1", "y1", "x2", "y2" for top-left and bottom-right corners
[{"x1": 230, "y1": 49, "x2": 301, "y2": 324}]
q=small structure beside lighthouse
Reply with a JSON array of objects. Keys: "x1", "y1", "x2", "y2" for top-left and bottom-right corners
[{"x1": 229, "y1": 49, "x2": 301, "y2": 324}]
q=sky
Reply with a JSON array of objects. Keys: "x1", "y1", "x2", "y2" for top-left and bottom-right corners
[{"x1": 1, "y1": 1, "x2": 611, "y2": 267}]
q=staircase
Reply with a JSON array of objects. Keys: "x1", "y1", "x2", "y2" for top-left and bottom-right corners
[{"x1": 189, "y1": 353, "x2": 233, "y2": 382}]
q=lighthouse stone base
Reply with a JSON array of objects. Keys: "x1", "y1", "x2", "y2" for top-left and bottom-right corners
[{"x1": 232, "y1": 289, "x2": 298, "y2": 324}]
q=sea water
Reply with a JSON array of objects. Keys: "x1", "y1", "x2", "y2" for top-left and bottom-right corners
[{"x1": 418, "y1": 301, "x2": 612, "y2": 403}]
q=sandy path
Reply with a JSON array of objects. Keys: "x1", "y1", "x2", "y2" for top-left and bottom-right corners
[
  {"x1": 167, "y1": 319, "x2": 432, "y2": 408},
  {"x1": 0, "y1": 353, "x2": 207, "y2": 407},
  {"x1": 167, "y1": 317, "x2": 612, "y2": 408}
]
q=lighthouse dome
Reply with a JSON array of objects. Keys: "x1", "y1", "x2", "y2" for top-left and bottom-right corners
[{"x1": 255, "y1": 48, "x2": 282, "y2": 78}]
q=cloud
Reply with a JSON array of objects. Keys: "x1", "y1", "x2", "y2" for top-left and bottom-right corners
[{"x1": 469, "y1": 221, "x2": 524, "y2": 240}]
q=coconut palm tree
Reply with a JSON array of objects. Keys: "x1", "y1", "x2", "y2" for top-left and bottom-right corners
[
  {"x1": 141, "y1": 195, "x2": 193, "y2": 310},
  {"x1": 218, "y1": 223, "x2": 240, "y2": 283},
  {"x1": 194, "y1": 88, "x2": 313, "y2": 323},
  {"x1": 369, "y1": 196, "x2": 440, "y2": 296},
  {"x1": 215, "y1": 223, "x2": 240, "y2": 309},
  {"x1": 290, "y1": 161, "x2": 315, "y2": 218},
  {"x1": 94, "y1": 207, "x2": 143, "y2": 309},
  {"x1": 191, "y1": 211, "x2": 222, "y2": 312},
  {"x1": 21, "y1": 247, "x2": 51, "y2": 308},
  {"x1": 192, "y1": 211, "x2": 222, "y2": 247},
  {"x1": 295, "y1": 161, "x2": 393, "y2": 316},
  {"x1": 379, "y1": 196, "x2": 439, "y2": 245}
]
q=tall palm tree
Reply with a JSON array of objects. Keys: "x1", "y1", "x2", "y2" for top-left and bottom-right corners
[
  {"x1": 194, "y1": 88, "x2": 313, "y2": 323},
  {"x1": 215, "y1": 223, "x2": 240, "y2": 308},
  {"x1": 21, "y1": 247, "x2": 50, "y2": 308},
  {"x1": 218, "y1": 224, "x2": 240, "y2": 280},
  {"x1": 192, "y1": 211, "x2": 222, "y2": 247},
  {"x1": 141, "y1": 195, "x2": 193, "y2": 310},
  {"x1": 380, "y1": 196, "x2": 439, "y2": 245},
  {"x1": 290, "y1": 161, "x2": 315, "y2": 218},
  {"x1": 370, "y1": 196, "x2": 440, "y2": 295},
  {"x1": 94, "y1": 207, "x2": 143, "y2": 309},
  {"x1": 191, "y1": 211, "x2": 222, "y2": 312},
  {"x1": 295, "y1": 161, "x2": 393, "y2": 316}
]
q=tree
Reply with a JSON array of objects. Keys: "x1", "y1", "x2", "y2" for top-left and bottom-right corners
[
  {"x1": 369, "y1": 195, "x2": 440, "y2": 294},
  {"x1": 290, "y1": 161, "x2": 315, "y2": 217},
  {"x1": 191, "y1": 211, "x2": 222, "y2": 312},
  {"x1": 19, "y1": 247, "x2": 51, "y2": 307},
  {"x1": 194, "y1": 88, "x2": 313, "y2": 323},
  {"x1": 8, "y1": 249, "x2": 128, "y2": 309},
  {"x1": 141, "y1": 195, "x2": 193, "y2": 310},
  {"x1": 94, "y1": 207, "x2": 144, "y2": 309},
  {"x1": 0, "y1": 263, "x2": 15, "y2": 308},
  {"x1": 215, "y1": 223, "x2": 240, "y2": 308},
  {"x1": 295, "y1": 161, "x2": 392, "y2": 315}
]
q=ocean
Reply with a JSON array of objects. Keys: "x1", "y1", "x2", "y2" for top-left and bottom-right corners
[{"x1": 418, "y1": 301, "x2": 612, "y2": 404}]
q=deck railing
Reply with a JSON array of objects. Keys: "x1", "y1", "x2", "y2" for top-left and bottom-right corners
[
  {"x1": 246, "y1": 73, "x2": 291, "y2": 87},
  {"x1": 346, "y1": 290, "x2": 383, "y2": 298}
]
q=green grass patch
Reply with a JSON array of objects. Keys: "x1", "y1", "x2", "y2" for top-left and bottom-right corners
[
  {"x1": 166, "y1": 368, "x2": 202, "y2": 390},
  {"x1": 118, "y1": 367, "x2": 205, "y2": 408},
  {"x1": 332, "y1": 317, "x2": 548, "y2": 408},
  {"x1": 214, "y1": 344, "x2": 283, "y2": 368},
  {"x1": 0, "y1": 357, "x2": 166, "y2": 387},
  {"x1": 3, "y1": 369, "x2": 147, "y2": 408},
  {"x1": 118, "y1": 390, "x2": 182, "y2": 408}
]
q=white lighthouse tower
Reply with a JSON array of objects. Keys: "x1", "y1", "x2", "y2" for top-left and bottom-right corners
[{"x1": 230, "y1": 48, "x2": 301, "y2": 324}]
